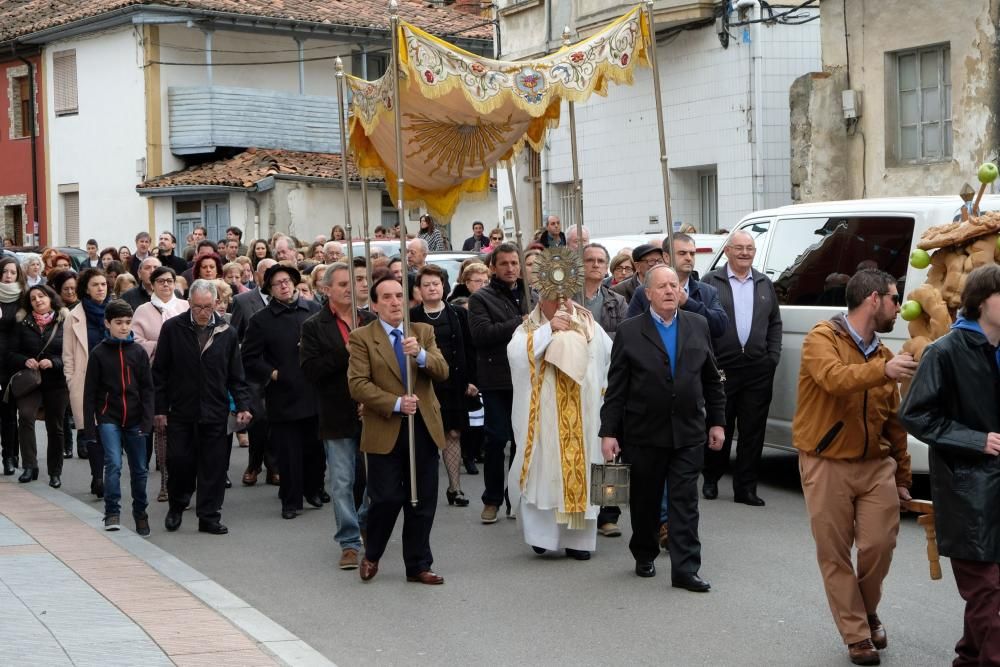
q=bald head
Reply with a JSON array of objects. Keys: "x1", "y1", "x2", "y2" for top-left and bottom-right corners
[{"x1": 566, "y1": 224, "x2": 590, "y2": 251}]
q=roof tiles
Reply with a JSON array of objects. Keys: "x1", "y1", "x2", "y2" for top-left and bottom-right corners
[
  {"x1": 0, "y1": 0, "x2": 492, "y2": 43},
  {"x1": 137, "y1": 148, "x2": 376, "y2": 190}
]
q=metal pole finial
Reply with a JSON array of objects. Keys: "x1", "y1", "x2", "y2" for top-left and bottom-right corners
[
  {"x1": 334, "y1": 55, "x2": 344, "y2": 77},
  {"x1": 389, "y1": 0, "x2": 399, "y2": 16},
  {"x1": 562, "y1": 25, "x2": 572, "y2": 46}
]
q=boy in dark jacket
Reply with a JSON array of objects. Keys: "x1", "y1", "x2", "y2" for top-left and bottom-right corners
[{"x1": 82, "y1": 299, "x2": 154, "y2": 535}]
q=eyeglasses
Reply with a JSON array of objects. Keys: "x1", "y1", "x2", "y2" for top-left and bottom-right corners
[
  {"x1": 271, "y1": 278, "x2": 293, "y2": 288},
  {"x1": 613, "y1": 264, "x2": 634, "y2": 274},
  {"x1": 190, "y1": 303, "x2": 214, "y2": 311},
  {"x1": 879, "y1": 292, "x2": 902, "y2": 305},
  {"x1": 154, "y1": 278, "x2": 174, "y2": 286},
  {"x1": 639, "y1": 256, "x2": 664, "y2": 266},
  {"x1": 728, "y1": 245, "x2": 756, "y2": 253},
  {"x1": 490, "y1": 236, "x2": 503, "y2": 242}
]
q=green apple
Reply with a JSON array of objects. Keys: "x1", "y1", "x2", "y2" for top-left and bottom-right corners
[
  {"x1": 909, "y1": 248, "x2": 931, "y2": 269},
  {"x1": 979, "y1": 162, "x2": 999, "y2": 184},
  {"x1": 900, "y1": 300, "x2": 923, "y2": 321}
]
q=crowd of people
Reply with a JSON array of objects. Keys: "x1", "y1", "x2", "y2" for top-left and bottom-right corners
[{"x1": 0, "y1": 213, "x2": 997, "y2": 667}]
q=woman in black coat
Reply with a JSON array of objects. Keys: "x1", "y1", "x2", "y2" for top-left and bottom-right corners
[
  {"x1": 411, "y1": 265, "x2": 477, "y2": 507},
  {"x1": 0, "y1": 257, "x2": 24, "y2": 475},
  {"x1": 9, "y1": 285, "x2": 70, "y2": 487}
]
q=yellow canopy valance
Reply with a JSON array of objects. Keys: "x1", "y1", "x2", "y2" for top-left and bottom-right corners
[{"x1": 347, "y1": 5, "x2": 651, "y2": 221}]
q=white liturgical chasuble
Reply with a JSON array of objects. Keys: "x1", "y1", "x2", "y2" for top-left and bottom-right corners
[{"x1": 508, "y1": 304, "x2": 612, "y2": 552}]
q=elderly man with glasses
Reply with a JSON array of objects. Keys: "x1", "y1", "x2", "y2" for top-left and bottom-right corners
[
  {"x1": 612, "y1": 244, "x2": 663, "y2": 304},
  {"x1": 701, "y1": 230, "x2": 782, "y2": 506}
]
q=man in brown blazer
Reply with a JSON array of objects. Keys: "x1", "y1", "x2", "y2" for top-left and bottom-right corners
[{"x1": 348, "y1": 275, "x2": 449, "y2": 584}]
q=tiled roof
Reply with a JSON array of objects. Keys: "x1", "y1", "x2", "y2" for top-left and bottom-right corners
[
  {"x1": 0, "y1": 0, "x2": 493, "y2": 44},
  {"x1": 137, "y1": 148, "x2": 376, "y2": 190}
]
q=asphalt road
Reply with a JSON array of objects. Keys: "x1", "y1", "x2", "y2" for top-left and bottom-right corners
[{"x1": 43, "y1": 436, "x2": 961, "y2": 666}]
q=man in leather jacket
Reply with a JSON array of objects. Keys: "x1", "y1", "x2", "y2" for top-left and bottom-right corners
[{"x1": 900, "y1": 264, "x2": 1000, "y2": 666}]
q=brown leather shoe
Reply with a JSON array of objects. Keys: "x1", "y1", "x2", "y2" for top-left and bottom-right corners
[
  {"x1": 237, "y1": 433, "x2": 249, "y2": 448},
  {"x1": 242, "y1": 468, "x2": 259, "y2": 486},
  {"x1": 266, "y1": 471, "x2": 280, "y2": 486},
  {"x1": 406, "y1": 570, "x2": 444, "y2": 585},
  {"x1": 339, "y1": 548, "x2": 360, "y2": 570},
  {"x1": 848, "y1": 639, "x2": 880, "y2": 665},
  {"x1": 867, "y1": 615, "x2": 887, "y2": 650},
  {"x1": 658, "y1": 522, "x2": 669, "y2": 550},
  {"x1": 359, "y1": 558, "x2": 378, "y2": 582},
  {"x1": 481, "y1": 505, "x2": 498, "y2": 524}
]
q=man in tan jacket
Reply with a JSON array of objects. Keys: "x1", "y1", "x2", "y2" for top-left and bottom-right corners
[
  {"x1": 792, "y1": 268, "x2": 916, "y2": 666},
  {"x1": 348, "y1": 275, "x2": 448, "y2": 584}
]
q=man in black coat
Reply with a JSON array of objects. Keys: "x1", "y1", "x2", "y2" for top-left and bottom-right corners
[
  {"x1": 231, "y1": 258, "x2": 277, "y2": 486},
  {"x1": 300, "y1": 262, "x2": 375, "y2": 569},
  {"x1": 600, "y1": 265, "x2": 725, "y2": 592},
  {"x1": 242, "y1": 263, "x2": 322, "y2": 519},
  {"x1": 155, "y1": 231, "x2": 188, "y2": 275},
  {"x1": 468, "y1": 243, "x2": 534, "y2": 523},
  {"x1": 461, "y1": 221, "x2": 486, "y2": 252},
  {"x1": 120, "y1": 256, "x2": 160, "y2": 311},
  {"x1": 900, "y1": 264, "x2": 1000, "y2": 666},
  {"x1": 701, "y1": 230, "x2": 782, "y2": 505},
  {"x1": 153, "y1": 280, "x2": 252, "y2": 535}
]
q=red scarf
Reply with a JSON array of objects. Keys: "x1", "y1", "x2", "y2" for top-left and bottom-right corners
[{"x1": 32, "y1": 310, "x2": 55, "y2": 329}]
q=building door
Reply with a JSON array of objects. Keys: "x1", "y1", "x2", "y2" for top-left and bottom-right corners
[
  {"x1": 699, "y1": 170, "x2": 718, "y2": 233},
  {"x1": 204, "y1": 198, "x2": 229, "y2": 242},
  {"x1": 174, "y1": 197, "x2": 229, "y2": 244},
  {"x1": 10, "y1": 206, "x2": 23, "y2": 246}
]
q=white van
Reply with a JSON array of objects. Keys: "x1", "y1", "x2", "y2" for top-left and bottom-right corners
[{"x1": 710, "y1": 195, "x2": 1000, "y2": 475}]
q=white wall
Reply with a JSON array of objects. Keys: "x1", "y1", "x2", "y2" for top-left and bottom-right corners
[
  {"x1": 539, "y1": 14, "x2": 820, "y2": 236},
  {"x1": 46, "y1": 28, "x2": 148, "y2": 248}
]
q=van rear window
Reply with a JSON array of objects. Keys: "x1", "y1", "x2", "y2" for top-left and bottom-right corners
[{"x1": 763, "y1": 216, "x2": 915, "y2": 306}]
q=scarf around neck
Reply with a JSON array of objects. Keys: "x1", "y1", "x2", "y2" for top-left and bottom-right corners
[
  {"x1": 0, "y1": 282, "x2": 22, "y2": 304},
  {"x1": 151, "y1": 294, "x2": 185, "y2": 321},
  {"x1": 82, "y1": 297, "x2": 108, "y2": 350},
  {"x1": 32, "y1": 309, "x2": 54, "y2": 329}
]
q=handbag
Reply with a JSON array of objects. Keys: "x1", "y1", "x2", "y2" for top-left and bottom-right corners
[{"x1": 4, "y1": 318, "x2": 60, "y2": 402}]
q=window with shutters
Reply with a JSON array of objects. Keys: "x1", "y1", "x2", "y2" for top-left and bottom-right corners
[
  {"x1": 62, "y1": 190, "x2": 80, "y2": 246},
  {"x1": 887, "y1": 44, "x2": 951, "y2": 164},
  {"x1": 53, "y1": 50, "x2": 78, "y2": 116}
]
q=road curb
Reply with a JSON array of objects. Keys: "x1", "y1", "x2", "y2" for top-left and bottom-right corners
[{"x1": 23, "y1": 482, "x2": 337, "y2": 667}]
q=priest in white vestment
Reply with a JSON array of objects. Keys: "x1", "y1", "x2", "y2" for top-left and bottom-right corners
[{"x1": 507, "y1": 298, "x2": 612, "y2": 558}]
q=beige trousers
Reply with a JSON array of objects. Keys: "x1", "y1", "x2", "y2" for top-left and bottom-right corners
[{"x1": 799, "y1": 452, "x2": 901, "y2": 645}]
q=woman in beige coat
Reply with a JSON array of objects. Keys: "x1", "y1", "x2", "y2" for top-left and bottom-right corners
[
  {"x1": 64, "y1": 268, "x2": 109, "y2": 498},
  {"x1": 132, "y1": 266, "x2": 189, "y2": 501}
]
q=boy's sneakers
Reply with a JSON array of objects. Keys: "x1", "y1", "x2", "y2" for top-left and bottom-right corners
[
  {"x1": 104, "y1": 514, "x2": 120, "y2": 531},
  {"x1": 134, "y1": 513, "x2": 150, "y2": 537}
]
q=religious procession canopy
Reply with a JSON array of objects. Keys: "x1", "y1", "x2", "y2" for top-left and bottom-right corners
[{"x1": 346, "y1": 6, "x2": 651, "y2": 220}]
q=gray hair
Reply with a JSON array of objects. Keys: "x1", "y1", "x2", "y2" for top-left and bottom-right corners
[
  {"x1": 644, "y1": 264, "x2": 678, "y2": 289},
  {"x1": 321, "y1": 261, "x2": 350, "y2": 287},
  {"x1": 407, "y1": 238, "x2": 428, "y2": 253},
  {"x1": 188, "y1": 278, "x2": 217, "y2": 300},
  {"x1": 140, "y1": 256, "x2": 161, "y2": 270},
  {"x1": 20, "y1": 253, "x2": 41, "y2": 270},
  {"x1": 583, "y1": 242, "x2": 609, "y2": 261}
]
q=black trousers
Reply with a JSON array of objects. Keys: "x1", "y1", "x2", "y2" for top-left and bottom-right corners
[
  {"x1": 460, "y1": 424, "x2": 483, "y2": 463},
  {"x1": 365, "y1": 415, "x2": 439, "y2": 576},
  {"x1": 625, "y1": 444, "x2": 703, "y2": 576},
  {"x1": 16, "y1": 384, "x2": 69, "y2": 475},
  {"x1": 1, "y1": 394, "x2": 19, "y2": 463},
  {"x1": 272, "y1": 417, "x2": 323, "y2": 511},
  {"x1": 166, "y1": 419, "x2": 228, "y2": 522},
  {"x1": 481, "y1": 390, "x2": 515, "y2": 507},
  {"x1": 247, "y1": 414, "x2": 277, "y2": 474},
  {"x1": 703, "y1": 361, "x2": 775, "y2": 495}
]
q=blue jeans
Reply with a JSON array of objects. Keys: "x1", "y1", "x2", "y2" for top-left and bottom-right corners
[
  {"x1": 324, "y1": 438, "x2": 368, "y2": 551},
  {"x1": 100, "y1": 424, "x2": 149, "y2": 518},
  {"x1": 659, "y1": 481, "x2": 670, "y2": 525}
]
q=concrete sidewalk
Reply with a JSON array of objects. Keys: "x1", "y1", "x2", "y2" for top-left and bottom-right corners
[{"x1": 0, "y1": 478, "x2": 335, "y2": 667}]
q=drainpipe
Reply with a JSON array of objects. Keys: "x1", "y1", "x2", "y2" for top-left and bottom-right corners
[{"x1": 14, "y1": 46, "x2": 39, "y2": 245}]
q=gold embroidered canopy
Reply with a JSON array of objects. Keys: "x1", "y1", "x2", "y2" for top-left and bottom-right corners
[{"x1": 346, "y1": 6, "x2": 651, "y2": 220}]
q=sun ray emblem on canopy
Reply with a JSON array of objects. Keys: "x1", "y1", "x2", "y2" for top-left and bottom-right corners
[{"x1": 404, "y1": 113, "x2": 514, "y2": 179}]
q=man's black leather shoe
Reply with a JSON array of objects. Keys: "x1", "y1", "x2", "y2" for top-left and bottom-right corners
[
  {"x1": 702, "y1": 481, "x2": 718, "y2": 500},
  {"x1": 734, "y1": 492, "x2": 766, "y2": 507},
  {"x1": 282, "y1": 509, "x2": 297, "y2": 520},
  {"x1": 3, "y1": 458, "x2": 16, "y2": 475},
  {"x1": 635, "y1": 561, "x2": 656, "y2": 578},
  {"x1": 565, "y1": 548, "x2": 590, "y2": 561},
  {"x1": 305, "y1": 494, "x2": 323, "y2": 508},
  {"x1": 320, "y1": 490, "x2": 331, "y2": 504},
  {"x1": 672, "y1": 573, "x2": 711, "y2": 592},
  {"x1": 198, "y1": 521, "x2": 228, "y2": 535},
  {"x1": 164, "y1": 510, "x2": 182, "y2": 532}
]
